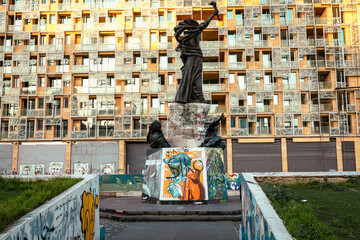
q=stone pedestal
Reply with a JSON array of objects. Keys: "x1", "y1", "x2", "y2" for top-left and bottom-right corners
[
  {"x1": 167, "y1": 103, "x2": 210, "y2": 148},
  {"x1": 142, "y1": 147, "x2": 228, "y2": 203}
]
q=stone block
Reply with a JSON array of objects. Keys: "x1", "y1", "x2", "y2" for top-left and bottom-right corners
[{"x1": 167, "y1": 103, "x2": 210, "y2": 148}]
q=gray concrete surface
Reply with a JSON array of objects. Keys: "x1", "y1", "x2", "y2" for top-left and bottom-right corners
[{"x1": 100, "y1": 219, "x2": 240, "y2": 240}]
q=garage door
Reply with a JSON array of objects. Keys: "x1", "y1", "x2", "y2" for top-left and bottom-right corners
[
  {"x1": 232, "y1": 142, "x2": 282, "y2": 172},
  {"x1": 0, "y1": 144, "x2": 13, "y2": 174},
  {"x1": 287, "y1": 142, "x2": 337, "y2": 172},
  {"x1": 126, "y1": 142, "x2": 149, "y2": 174},
  {"x1": 71, "y1": 141, "x2": 119, "y2": 174},
  {"x1": 342, "y1": 141, "x2": 356, "y2": 171}
]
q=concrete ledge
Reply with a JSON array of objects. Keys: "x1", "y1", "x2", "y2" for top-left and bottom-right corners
[
  {"x1": 240, "y1": 173, "x2": 293, "y2": 240},
  {"x1": 0, "y1": 175, "x2": 100, "y2": 240}
]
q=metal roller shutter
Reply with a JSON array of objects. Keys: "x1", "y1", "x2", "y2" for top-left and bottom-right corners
[
  {"x1": 342, "y1": 141, "x2": 356, "y2": 171},
  {"x1": 126, "y1": 142, "x2": 149, "y2": 174},
  {"x1": 287, "y1": 142, "x2": 337, "y2": 172},
  {"x1": 232, "y1": 142, "x2": 282, "y2": 172}
]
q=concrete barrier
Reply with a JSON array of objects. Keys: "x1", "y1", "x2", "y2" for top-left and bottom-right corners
[
  {"x1": 0, "y1": 175, "x2": 100, "y2": 240},
  {"x1": 240, "y1": 171, "x2": 360, "y2": 240}
]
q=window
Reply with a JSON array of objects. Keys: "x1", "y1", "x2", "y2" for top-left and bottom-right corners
[
  {"x1": 270, "y1": 34, "x2": 276, "y2": 40},
  {"x1": 168, "y1": 74, "x2": 173, "y2": 85},
  {"x1": 167, "y1": 12, "x2": 172, "y2": 21},
  {"x1": 38, "y1": 98, "x2": 44, "y2": 108},
  {"x1": 231, "y1": 117, "x2": 236, "y2": 128},
  {"x1": 227, "y1": 11, "x2": 233, "y2": 20},
  {"x1": 50, "y1": 15, "x2": 55, "y2": 24},
  {"x1": 301, "y1": 94, "x2": 306, "y2": 104},
  {"x1": 247, "y1": 95, "x2": 253, "y2": 105},
  {"x1": 246, "y1": 56, "x2": 251, "y2": 62},
  {"x1": 39, "y1": 77, "x2": 45, "y2": 87},
  {"x1": 274, "y1": 94, "x2": 278, "y2": 105},
  {"x1": 255, "y1": 51, "x2": 260, "y2": 61},
  {"x1": 63, "y1": 98, "x2": 69, "y2": 108},
  {"x1": 239, "y1": 118, "x2": 247, "y2": 128},
  {"x1": 229, "y1": 74, "x2": 235, "y2": 84},
  {"x1": 245, "y1": 34, "x2": 251, "y2": 41},
  {"x1": 13, "y1": 77, "x2": 19, "y2": 88},
  {"x1": 37, "y1": 120, "x2": 43, "y2": 130},
  {"x1": 238, "y1": 75, "x2": 246, "y2": 90},
  {"x1": 151, "y1": 58, "x2": 157, "y2": 64},
  {"x1": 46, "y1": 125, "x2": 52, "y2": 131},
  {"x1": 228, "y1": 33, "x2": 235, "y2": 47},
  {"x1": 255, "y1": 77, "x2": 261, "y2": 84},
  {"x1": 151, "y1": 33, "x2": 156, "y2": 43},
  {"x1": 40, "y1": 56, "x2": 46, "y2": 66},
  {"x1": 65, "y1": 35, "x2": 71, "y2": 44},
  {"x1": 40, "y1": 35, "x2": 46, "y2": 45}
]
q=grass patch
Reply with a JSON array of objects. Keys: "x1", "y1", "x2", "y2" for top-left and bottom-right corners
[
  {"x1": 262, "y1": 177, "x2": 360, "y2": 240},
  {"x1": 0, "y1": 177, "x2": 82, "y2": 233}
]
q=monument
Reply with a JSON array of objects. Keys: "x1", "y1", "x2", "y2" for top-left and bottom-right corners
[{"x1": 142, "y1": 2, "x2": 228, "y2": 204}]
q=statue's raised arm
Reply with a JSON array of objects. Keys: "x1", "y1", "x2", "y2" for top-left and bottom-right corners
[{"x1": 173, "y1": 2, "x2": 219, "y2": 104}]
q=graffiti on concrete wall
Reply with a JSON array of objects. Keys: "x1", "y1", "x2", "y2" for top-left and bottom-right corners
[
  {"x1": 142, "y1": 150, "x2": 162, "y2": 200},
  {"x1": 74, "y1": 163, "x2": 90, "y2": 175},
  {"x1": 80, "y1": 191, "x2": 99, "y2": 240},
  {"x1": 161, "y1": 148, "x2": 208, "y2": 201},
  {"x1": 100, "y1": 163, "x2": 115, "y2": 174},
  {"x1": 19, "y1": 164, "x2": 45, "y2": 175},
  {"x1": 225, "y1": 173, "x2": 241, "y2": 191},
  {"x1": 49, "y1": 162, "x2": 64, "y2": 175},
  {"x1": 240, "y1": 175, "x2": 275, "y2": 240},
  {"x1": 0, "y1": 176, "x2": 100, "y2": 240},
  {"x1": 205, "y1": 148, "x2": 227, "y2": 201},
  {"x1": 100, "y1": 174, "x2": 143, "y2": 191}
]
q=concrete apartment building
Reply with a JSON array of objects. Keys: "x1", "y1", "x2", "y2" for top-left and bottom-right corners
[{"x1": 0, "y1": 0, "x2": 359, "y2": 175}]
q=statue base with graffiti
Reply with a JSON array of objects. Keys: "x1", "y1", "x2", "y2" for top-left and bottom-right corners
[{"x1": 142, "y1": 147, "x2": 228, "y2": 204}]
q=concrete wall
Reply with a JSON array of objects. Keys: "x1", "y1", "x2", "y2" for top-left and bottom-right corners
[
  {"x1": 18, "y1": 143, "x2": 66, "y2": 175},
  {"x1": 71, "y1": 141, "x2": 119, "y2": 174},
  {"x1": 0, "y1": 144, "x2": 13, "y2": 175},
  {"x1": 240, "y1": 173, "x2": 292, "y2": 240},
  {"x1": 0, "y1": 175, "x2": 100, "y2": 240}
]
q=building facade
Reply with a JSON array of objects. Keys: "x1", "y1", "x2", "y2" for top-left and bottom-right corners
[{"x1": 0, "y1": 0, "x2": 359, "y2": 175}]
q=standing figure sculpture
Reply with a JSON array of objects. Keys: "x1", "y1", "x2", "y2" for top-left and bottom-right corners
[{"x1": 174, "y1": 2, "x2": 219, "y2": 104}]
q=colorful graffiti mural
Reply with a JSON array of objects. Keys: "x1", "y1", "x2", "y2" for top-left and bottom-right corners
[
  {"x1": 19, "y1": 164, "x2": 45, "y2": 175},
  {"x1": 161, "y1": 148, "x2": 208, "y2": 201},
  {"x1": 240, "y1": 175, "x2": 275, "y2": 240},
  {"x1": 100, "y1": 174, "x2": 143, "y2": 191},
  {"x1": 81, "y1": 191, "x2": 99, "y2": 240},
  {"x1": 225, "y1": 173, "x2": 241, "y2": 191},
  {"x1": 49, "y1": 162, "x2": 64, "y2": 175},
  {"x1": 74, "y1": 163, "x2": 90, "y2": 175},
  {"x1": 0, "y1": 175, "x2": 100, "y2": 240},
  {"x1": 100, "y1": 163, "x2": 115, "y2": 174},
  {"x1": 205, "y1": 148, "x2": 227, "y2": 201}
]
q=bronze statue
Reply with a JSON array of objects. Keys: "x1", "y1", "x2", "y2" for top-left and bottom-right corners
[
  {"x1": 201, "y1": 113, "x2": 226, "y2": 150},
  {"x1": 147, "y1": 120, "x2": 171, "y2": 148},
  {"x1": 174, "y1": 2, "x2": 219, "y2": 104}
]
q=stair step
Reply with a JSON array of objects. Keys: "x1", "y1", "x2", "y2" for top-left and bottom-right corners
[
  {"x1": 100, "y1": 208, "x2": 241, "y2": 216},
  {"x1": 100, "y1": 212, "x2": 242, "y2": 222}
]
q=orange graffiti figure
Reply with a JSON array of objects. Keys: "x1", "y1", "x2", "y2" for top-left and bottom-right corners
[
  {"x1": 181, "y1": 160, "x2": 206, "y2": 201},
  {"x1": 80, "y1": 191, "x2": 99, "y2": 240}
]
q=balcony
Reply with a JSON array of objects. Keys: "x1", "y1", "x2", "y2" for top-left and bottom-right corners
[
  {"x1": 98, "y1": 109, "x2": 115, "y2": 115},
  {"x1": 257, "y1": 127, "x2": 271, "y2": 135},
  {"x1": 307, "y1": 60, "x2": 317, "y2": 68},
  {"x1": 319, "y1": 81, "x2": 331, "y2": 89},
  {"x1": 203, "y1": 84, "x2": 226, "y2": 92},
  {"x1": 72, "y1": 65, "x2": 90, "y2": 73},
  {"x1": 8, "y1": 25, "x2": 23, "y2": 32},
  {"x1": 228, "y1": 62, "x2": 246, "y2": 70},
  {"x1": 46, "y1": 108, "x2": 61, "y2": 116},
  {"x1": 315, "y1": 17, "x2": 328, "y2": 25},
  {"x1": 45, "y1": 87, "x2": 63, "y2": 95},
  {"x1": 70, "y1": 131, "x2": 88, "y2": 139},
  {"x1": 38, "y1": 45, "x2": 56, "y2": 52},
  {"x1": 3, "y1": 109, "x2": 18, "y2": 117},
  {"x1": 263, "y1": 61, "x2": 272, "y2": 68},
  {"x1": 320, "y1": 103, "x2": 333, "y2": 112},
  {"x1": 22, "y1": 87, "x2": 36, "y2": 94},
  {"x1": 209, "y1": 105, "x2": 226, "y2": 114},
  {"x1": 203, "y1": 62, "x2": 225, "y2": 70},
  {"x1": 256, "y1": 105, "x2": 271, "y2": 113}
]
